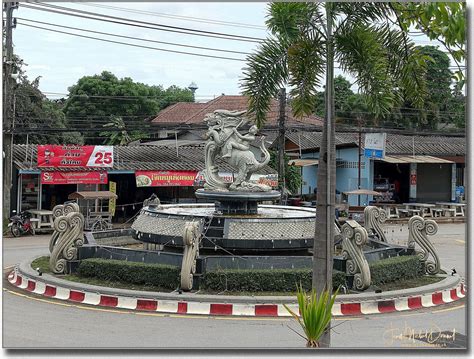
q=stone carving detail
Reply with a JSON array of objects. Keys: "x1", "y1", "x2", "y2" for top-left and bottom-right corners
[
  {"x1": 180, "y1": 221, "x2": 202, "y2": 291},
  {"x1": 203, "y1": 110, "x2": 271, "y2": 192},
  {"x1": 49, "y1": 203, "x2": 84, "y2": 274},
  {"x1": 143, "y1": 194, "x2": 161, "y2": 208},
  {"x1": 341, "y1": 220, "x2": 371, "y2": 291},
  {"x1": 364, "y1": 206, "x2": 387, "y2": 242},
  {"x1": 49, "y1": 202, "x2": 80, "y2": 253},
  {"x1": 408, "y1": 215, "x2": 440, "y2": 275}
]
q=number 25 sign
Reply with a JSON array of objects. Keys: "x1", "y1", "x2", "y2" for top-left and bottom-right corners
[{"x1": 38, "y1": 145, "x2": 114, "y2": 168}]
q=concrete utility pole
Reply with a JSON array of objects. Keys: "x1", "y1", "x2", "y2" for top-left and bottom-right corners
[
  {"x1": 277, "y1": 88, "x2": 286, "y2": 199},
  {"x1": 3, "y1": 1, "x2": 18, "y2": 220}
]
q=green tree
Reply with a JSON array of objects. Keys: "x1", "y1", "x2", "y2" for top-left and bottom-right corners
[
  {"x1": 12, "y1": 56, "x2": 83, "y2": 144},
  {"x1": 64, "y1": 71, "x2": 194, "y2": 144},
  {"x1": 269, "y1": 150, "x2": 302, "y2": 195},
  {"x1": 241, "y1": 3, "x2": 428, "y2": 346},
  {"x1": 314, "y1": 75, "x2": 354, "y2": 120},
  {"x1": 394, "y1": 2, "x2": 466, "y2": 83}
]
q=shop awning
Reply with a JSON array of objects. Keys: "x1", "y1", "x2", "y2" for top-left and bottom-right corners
[
  {"x1": 376, "y1": 155, "x2": 454, "y2": 164},
  {"x1": 68, "y1": 191, "x2": 118, "y2": 200},
  {"x1": 288, "y1": 159, "x2": 319, "y2": 167}
]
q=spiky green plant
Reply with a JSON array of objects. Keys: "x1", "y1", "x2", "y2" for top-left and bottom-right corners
[{"x1": 284, "y1": 284, "x2": 339, "y2": 348}]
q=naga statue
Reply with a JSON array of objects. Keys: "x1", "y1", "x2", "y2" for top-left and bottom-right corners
[{"x1": 203, "y1": 110, "x2": 271, "y2": 192}]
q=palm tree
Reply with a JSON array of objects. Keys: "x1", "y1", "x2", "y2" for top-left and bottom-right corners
[
  {"x1": 99, "y1": 116, "x2": 142, "y2": 145},
  {"x1": 241, "y1": 2, "x2": 428, "y2": 346}
]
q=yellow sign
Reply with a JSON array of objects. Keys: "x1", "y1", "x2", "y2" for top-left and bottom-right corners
[{"x1": 109, "y1": 181, "x2": 116, "y2": 216}]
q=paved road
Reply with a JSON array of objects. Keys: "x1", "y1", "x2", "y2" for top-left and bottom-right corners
[{"x1": 2, "y1": 223, "x2": 467, "y2": 349}]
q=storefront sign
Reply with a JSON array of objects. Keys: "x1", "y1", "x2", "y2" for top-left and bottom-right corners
[
  {"x1": 109, "y1": 181, "x2": 117, "y2": 216},
  {"x1": 41, "y1": 171, "x2": 108, "y2": 185},
  {"x1": 193, "y1": 171, "x2": 278, "y2": 188},
  {"x1": 37, "y1": 145, "x2": 114, "y2": 168},
  {"x1": 364, "y1": 133, "x2": 386, "y2": 159},
  {"x1": 135, "y1": 170, "x2": 198, "y2": 187}
]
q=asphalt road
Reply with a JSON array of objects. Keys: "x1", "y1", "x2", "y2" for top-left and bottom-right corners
[{"x1": 2, "y1": 223, "x2": 467, "y2": 349}]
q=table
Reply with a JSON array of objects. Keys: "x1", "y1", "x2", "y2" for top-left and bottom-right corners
[
  {"x1": 402, "y1": 203, "x2": 436, "y2": 217},
  {"x1": 436, "y1": 202, "x2": 466, "y2": 217},
  {"x1": 27, "y1": 210, "x2": 54, "y2": 230}
]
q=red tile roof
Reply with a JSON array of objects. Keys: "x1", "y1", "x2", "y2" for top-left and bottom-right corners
[{"x1": 151, "y1": 95, "x2": 323, "y2": 127}]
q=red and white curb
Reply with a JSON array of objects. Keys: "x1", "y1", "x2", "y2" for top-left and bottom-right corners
[{"x1": 7, "y1": 270, "x2": 466, "y2": 317}]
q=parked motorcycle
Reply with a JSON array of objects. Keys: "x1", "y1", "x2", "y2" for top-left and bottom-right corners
[{"x1": 8, "y1": 210, "x2": 35, "y2": 237}]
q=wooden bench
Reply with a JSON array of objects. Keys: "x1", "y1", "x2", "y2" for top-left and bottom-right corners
[
  {"x1": 431, "y1": 208, "x2": 444, "y2": 217},
  {"x1": 443, "y1": 208, "x2": 457, "y2": 217}
]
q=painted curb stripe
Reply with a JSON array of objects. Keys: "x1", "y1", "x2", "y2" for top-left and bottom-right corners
[
  {"x1": 43, "y1": 285, "x2": 57, "y2": 297},
  {"x1": 69, "y1": 290, "x2": 85, "y2": 302},
  {"x1": 255, "y1": 305, "x2": 278, "y2": 316},
  {"x1": 8, "y1": 272, "x2": 466, "y2": 317},
  {"x1": 99, "y1": 295, "x2": 118, "y2": 307},
  {"x1": 136, "y1": 299, "x2": 158, "y2": 311},
  {"x1": 26, "y1": 280, "x2": 36, "y2": 292},
  {"x1": 378, "y1": 300, "x2": 396, "y2": 313},
  {"x1": 432, "y1": 292, "x2": 444, "y2": 305},
  {"x1": 210, "y1": 303, "x2": 233, "y2": 316},
  {"x1": 340, "y1": 303, "x2": 361, "y2": 315}
]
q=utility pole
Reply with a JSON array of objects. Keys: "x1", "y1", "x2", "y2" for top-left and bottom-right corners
[
  {"x1": 277, "y1": 88, "x2": 286, "y2": 199},
  {"x1": 357, "y1": 117, "x2": 362, "y2": 206},
  {"x1": 3, "y1": 2, "x2": 18, "y2": 220}
]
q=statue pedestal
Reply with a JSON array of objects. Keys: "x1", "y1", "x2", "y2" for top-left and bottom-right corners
[{"x1": 195, "y1": 189, "x2": 281, "y2": 215}]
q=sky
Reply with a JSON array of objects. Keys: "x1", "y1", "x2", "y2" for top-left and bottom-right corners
[{"x1": 12, "y1": 2, "x2": 462, "y2": 102}]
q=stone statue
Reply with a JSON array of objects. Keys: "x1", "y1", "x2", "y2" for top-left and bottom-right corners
[
  {"x1": 364, "y1": 206, "x2": 387, "y2": 242},
  {"x1": 203, "y1": 110, "x2": 271, "y2": 192}
]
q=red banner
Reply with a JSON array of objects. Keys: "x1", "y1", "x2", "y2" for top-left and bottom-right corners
[
  {"x1": 135, "y1": 170, "x2": 198, "y2": 187},
  {"x1": 41, "y1": 171, "x2": 108, "y2": 185},
  {"x1": 37, "y1": 145, "x2": 114, "y2": 168}
]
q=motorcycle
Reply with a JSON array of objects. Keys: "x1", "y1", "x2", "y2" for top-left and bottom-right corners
[{"x1": 8, "y1": 210, "x2": 35, "y2": 237}]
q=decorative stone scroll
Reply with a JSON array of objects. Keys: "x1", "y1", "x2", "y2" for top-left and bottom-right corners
[
  {"x1": 341, "y1": 220, "x2": 371, "y2": 291},
  {"x1": 49, "y1": 202, "x2": 84, "y2": 274},
  {"x1": 408, "y1": 215, "x2": 440, "y2": 275},
  {"x1": 49, "y1": 202, "x2": 80, "y2": 253},
  {"x1": 363, "y1": 206, "x2": 387, "y2": 242},
  {"x1": 180, "y1": 221, "x2": 202, "y2": 291}
]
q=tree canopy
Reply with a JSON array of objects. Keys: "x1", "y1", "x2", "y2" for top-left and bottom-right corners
[{"x1": 63, "y1": 71, "x2": 194, "y2": 144}]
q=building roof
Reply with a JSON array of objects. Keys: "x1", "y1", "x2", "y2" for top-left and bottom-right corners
[
  {"x1": 282, "y1": 131, "x2": 466, "y2": 156},
  {"x1": 150, "y1": 95, "x2": 324, "y2": 128},
  {"x1": 13, "y1": 144, "x2": 277, "y2": 175}
]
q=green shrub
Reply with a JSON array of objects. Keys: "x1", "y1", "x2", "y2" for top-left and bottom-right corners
[
  {"x1": 202, "y1": 268, "x2": 346, "y2": 292},
  {"x1": 369, "y1": 255, "x2": 424, "y2": 286},
  {"x1": 77, "y1": 258, "x2": 179, "y2": 290}
]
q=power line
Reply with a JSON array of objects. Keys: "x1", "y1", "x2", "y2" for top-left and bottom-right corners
[
  {"x1": 78, "y1": 2, "x2": 267, "y2": 30},
  {"x1": 18, "y1": 17, "x2": 252, "y2": 56},
  {"x1": 21, "y1": 3, "x2": 263, "y2": 43},
  {"x1": 19, "y1": 22, "x2": 246, "y2": 62}
]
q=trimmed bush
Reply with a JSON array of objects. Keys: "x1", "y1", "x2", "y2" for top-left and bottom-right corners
[
  {"x1": 77, "y1": 258, "x2": 179, "y2": 290},
  {"x1": 201, "y1": 269, "x2": 346, "y2": 292},
  {"x1": 369, "y1": 255, "x2": 424, "y2": 286}
]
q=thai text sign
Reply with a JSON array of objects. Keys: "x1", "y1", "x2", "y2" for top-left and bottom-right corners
[
  {"x1": 109, "y1": 181, "x2": 117, "y2": 216},
  {"x1": 364, "y1": 133, "x2": 386, "y2": 159},
  {"x1": 135, "y1": 170, "x2": 198, "y2": 187},
  {"x1": 37, "y1": 145, "x2": 114, "y2": 168},
  {"x1": 41, "y1": 171, "x2": 108, "y2": 185}
]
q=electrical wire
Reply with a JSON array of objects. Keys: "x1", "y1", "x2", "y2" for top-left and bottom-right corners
[
  {"x1": 19, "y1": 22, "x2": 247, "y2": 62},
  {"x1": 18, "y1": 17, "x2": 252, "y2": 56},
  {"x1": 21, "y1": 3, "x2": 264, "y2": 43},
  {"x1": 78, "y1": 2, "x2": 267, "y2": 30}
]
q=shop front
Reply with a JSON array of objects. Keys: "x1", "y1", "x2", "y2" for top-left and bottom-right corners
[{"x1": 373, "y1": 155, "x2": 455, "y2": 203}]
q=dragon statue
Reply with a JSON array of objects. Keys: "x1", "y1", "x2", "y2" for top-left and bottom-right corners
[{"x1": 203, "y1": 110, "x2": 271, "y2": 192}]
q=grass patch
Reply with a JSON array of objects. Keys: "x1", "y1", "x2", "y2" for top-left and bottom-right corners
[
  {"x1": 377, "y1": 275, "x2": 443, "y2": 291},
  {"x1": 31, "y1": 256, "x2": 52, "y2": 274}
]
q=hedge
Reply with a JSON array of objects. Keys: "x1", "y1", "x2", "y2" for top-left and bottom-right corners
[
  {"x1": 75, "y1": 254, "x2": 424, "y2": 293},
  {"x1": 201, "y1": 269, "x2": 346, "y2": 292},
  {"x1": 77, "y1": 258, "x2": 179, "y2": 290},
  {"x1": 369, "y1": 255, "x2": 424, "y2": 286}
]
